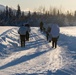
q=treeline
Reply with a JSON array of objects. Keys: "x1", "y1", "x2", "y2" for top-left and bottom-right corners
[{"x1": 0, "y1": 5, "x2": 76, "y2": 26}]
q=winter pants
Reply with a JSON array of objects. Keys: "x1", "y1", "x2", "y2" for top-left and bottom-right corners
[
  {"x1": 52, "y1": 37, "x2": 59, "y2": 48},
  {"x1": 20, "y1": 35, "x2": 26, "y2": 47}
]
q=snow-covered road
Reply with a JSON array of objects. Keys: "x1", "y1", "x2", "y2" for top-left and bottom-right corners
[{"x1": 0, "y1": 26, "x2": 76, "y2": 75}]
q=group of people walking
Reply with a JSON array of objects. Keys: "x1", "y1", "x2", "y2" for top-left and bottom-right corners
[
  {"x1": 40, "y1": 21, "x2": 60, "y2": 48},
  {"x1": 18, "y1": 22, "x2": 60, "y2": 48}
]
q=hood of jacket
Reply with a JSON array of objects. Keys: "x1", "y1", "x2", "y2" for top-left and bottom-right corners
[{"x1": 51, "y1": 24, "x2": 60, "y2": 37}]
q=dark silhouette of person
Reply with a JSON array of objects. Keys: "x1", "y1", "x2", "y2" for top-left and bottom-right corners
[
  {"x1": 26, "y1": 31, "x2": 29, "y2": 41},
  {"x1": 24, "y1": 23, "x2": 30, "y2": 41},
  {"x1": 46, "y1": 27, "x2": 51, "y2": 41},
  {"x1": 46, "y1": 31, "x2": 49, "y2": 41},
  {"x1": 40, "y1": 21, "x2": 43, "y2": 32}
]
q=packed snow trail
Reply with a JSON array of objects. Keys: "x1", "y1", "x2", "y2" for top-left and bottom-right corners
[{"x1": 0, "y1": 27, "x2": 76, "y2": 75}]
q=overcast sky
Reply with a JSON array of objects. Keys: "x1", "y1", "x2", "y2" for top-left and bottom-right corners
[{"x1": 0, "y1": 0, "x2": 76, "y2": 12}]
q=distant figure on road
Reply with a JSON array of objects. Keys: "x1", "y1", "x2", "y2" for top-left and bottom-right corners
[
  {"x1": 18, "y1": 24, "x2": 30, "y2": 47},
  {"x1": 24, "y1": 23, "x2": 31, "y2": 32},
  {"x1": 40, "y1": 21, "x2": 43, "y2": 32},
  {"x1": 50, "y1": 24, "x2": 60, "y2": 48},
  {"x1": 24, "y1": 23, "x2": 31, "y2": 41},
  {"x1": 46, "y1": 26, "x2": 51, "y2": 41},
  {"x1": 26, "y1": 31, "x2": 29, "y2": 41}
]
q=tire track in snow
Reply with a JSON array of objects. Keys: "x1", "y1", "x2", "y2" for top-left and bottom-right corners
[{"x1": 0, "y1": 27, "x2": 76, "y2": 75}]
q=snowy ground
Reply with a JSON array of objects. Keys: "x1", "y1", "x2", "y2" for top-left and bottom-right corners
[{"x1": 0, "y1": 26, "x2": 76, "y2": 75}]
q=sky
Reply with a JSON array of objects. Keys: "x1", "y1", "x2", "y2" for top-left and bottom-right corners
[{"x1": 0, "y1": 0, "x2": 76, "y2": 12}]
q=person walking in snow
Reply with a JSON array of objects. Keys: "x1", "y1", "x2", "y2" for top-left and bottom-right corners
[
  {"x1": 18, "y1": 25, "x2": 28, "y2": 47},
  {"x1": 26, "y1": 31, "x2": 29, "y2": 41},
  {"x1": 24, "y1": 23, "x2": 30, "y2": 41},
  {"x1": 50, "y1": 24, "x2": 60, "y2": 48},
  {"x1": 40, "y1": 21, "x2": 43, "y2": 32},
  {"x1": 46, "y1": 26, "x2": 51, "y2": 41}
]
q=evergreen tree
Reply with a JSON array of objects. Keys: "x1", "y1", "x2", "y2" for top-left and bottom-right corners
[
  {"x1": 5, "y1": 6, "x2": 9, "y2": 19},
  {"x1": 16, "y1": 4, "x2": 21, "y2": 18},
  {"x1": 27, "y1": 11, "x2": 31, "y2": 18},
  {"x1": 74, "y1": 11, "x2": 76, "y2": 18},
  {"x1": 22, "y1": 11, "x2": 25, "y2": 17},
  {"x1": 9, "y1": 8, "x2": 13, "y2": 19}
]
